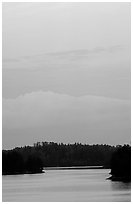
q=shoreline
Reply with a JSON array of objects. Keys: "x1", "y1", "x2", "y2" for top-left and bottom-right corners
[
  {"x1": 2, "y1": 170, "x2": 45, "y2": 176},
  {"x1": 3, "y1": 166, "x2": 106, "y2": 175},
  {"x1": 107, "y1": 175, "x2": 131, "y2": 183},
  {"x1": 44, "y1": 166, "x2": 104, "y2": 170}
]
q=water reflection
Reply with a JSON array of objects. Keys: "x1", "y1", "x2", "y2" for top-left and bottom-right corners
[
  {"x1": 2, "y1": 169, "x2": 131, "y2": 202},
  {"x1": 111, "y1": 180, "x2": 131, "y2": 191}
]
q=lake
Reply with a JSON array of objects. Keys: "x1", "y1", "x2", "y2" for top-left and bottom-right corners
[{"x1": 2, "y1": 169, "x2": 131, "y2": 202}]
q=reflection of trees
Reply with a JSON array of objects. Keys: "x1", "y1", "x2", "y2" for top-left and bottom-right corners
[{"x1": 111, "y1": 181, "x2": 131, "y2": 191}]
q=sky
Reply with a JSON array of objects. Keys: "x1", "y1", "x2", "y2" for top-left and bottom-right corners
[{"x1": 2, "y1": 2, "x2": 131, "y2": 149}]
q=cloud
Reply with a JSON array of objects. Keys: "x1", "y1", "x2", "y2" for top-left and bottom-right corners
[
  {"x1": 3, "y1": 91, "x2": 130, "y2": 147},
  {"x1": 3, "y1": 45, "x2": 124, "y2": 66},
  {"x1": 43, "y1": 45, "x2": 124, "y2": 60}
]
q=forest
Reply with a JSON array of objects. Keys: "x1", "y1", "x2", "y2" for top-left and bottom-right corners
[
  {"x1": 110, "y1": 144, "x2": 131, "y2": 182},
  {"x1": 2, "y1": 142, "x2": 130, "y2": 176}
]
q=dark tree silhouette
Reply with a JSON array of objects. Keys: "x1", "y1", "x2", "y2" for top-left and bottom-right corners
[
  {"x1": 2, "y1": 150, "x2": 43, "y2": 175},
  {"x1": 110, "y1": 145, "x2": 131, "y2": 182},
  {"x1": 2, "y1": 150, "x2": 25, "y2": 175},
  {"x1": 3, "y1": 141, "x2": 129, "y2": 175},
  {"x1": 25, "y1": 155, "x2": 43, "y2": 173}
]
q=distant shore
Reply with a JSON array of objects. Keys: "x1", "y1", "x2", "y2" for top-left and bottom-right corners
[
  {"x1": 3, "y1": 143, "x2": 130, "y2": 178},
  {"x1": 44, "y1": 166, "x2": 104, "y2": 170},
  {"x1": 3, "y1": 169, "x2": 45, "y2": 176},
  {"x1": 2, "y1": 166, "x2": 106, "y2": 175}
]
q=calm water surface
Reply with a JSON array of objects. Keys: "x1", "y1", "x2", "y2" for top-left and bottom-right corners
[{"x1": 2, "y1": 169, "x2": 131, "y2": 202}]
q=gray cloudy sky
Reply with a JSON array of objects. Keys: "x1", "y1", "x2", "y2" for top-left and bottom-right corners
[{"x1": 2, "y1": 2, "x2": 131, "y2": 149}]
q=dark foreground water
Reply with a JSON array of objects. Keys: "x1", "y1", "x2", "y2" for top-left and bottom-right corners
[{"x1": 2, "y1": 169, "x2": 131, "y2": 202}]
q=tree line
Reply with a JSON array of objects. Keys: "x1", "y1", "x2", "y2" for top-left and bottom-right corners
[{"x1": 2, "y1": 142, "x2": 130, "y2": 176}]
